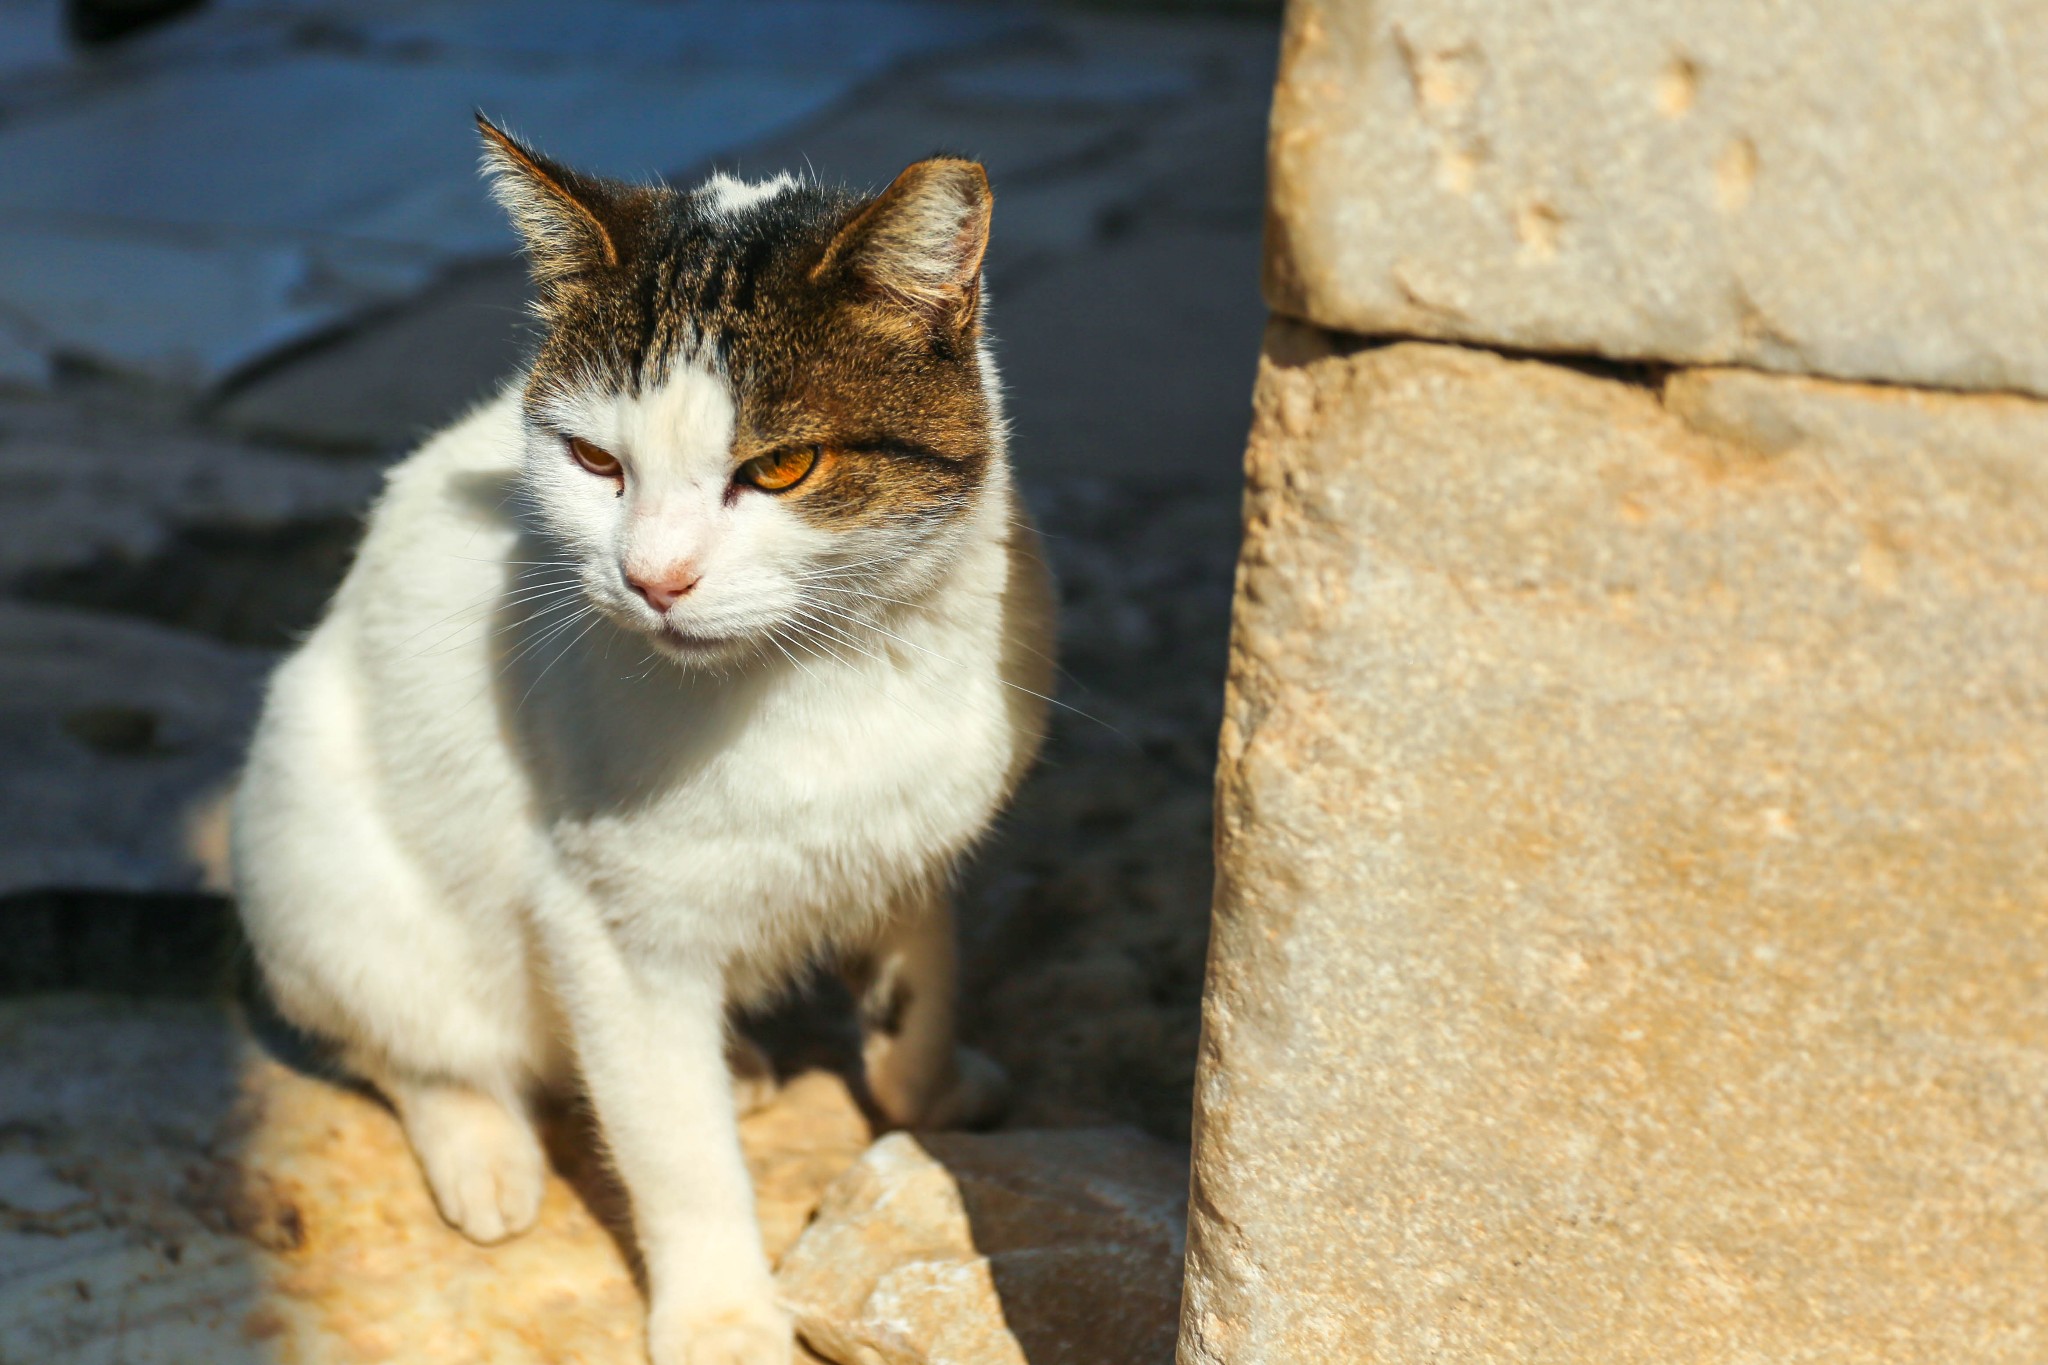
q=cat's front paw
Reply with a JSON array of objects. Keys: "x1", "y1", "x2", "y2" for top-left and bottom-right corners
[
  {"x1": 647, "y1": 1295, "x2": 792, "y2": 1365},
  {"x1": 396, "y1": 1083, "x2": 546, "y2": 1245}
]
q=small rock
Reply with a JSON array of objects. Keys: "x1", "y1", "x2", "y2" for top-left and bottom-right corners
[{"x1": 779, "y1": 1127, "x2": 1187, "y2": 1365}]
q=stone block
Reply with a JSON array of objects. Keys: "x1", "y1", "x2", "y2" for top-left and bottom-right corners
[
  {"x1": 781, "y1": 1128, "x2": 1187, "y2": 1365},
  {"x1": 1266, "y1": 0, "x2": 2048, "y2": 395},
  {"x1": 1181, "y1": 323, "x2": 2048, "y2": 1363}
]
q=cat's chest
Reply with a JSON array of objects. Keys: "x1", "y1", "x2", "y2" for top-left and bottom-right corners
[{"x1": 536, "y1": 641, "x2": 1011, "y2": 886}]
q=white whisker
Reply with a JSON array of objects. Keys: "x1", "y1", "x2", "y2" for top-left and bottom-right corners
[
  {"x1": 399, "y1": 573, "x2": 583, "y2": 652},
  {"x1": 796, "y1": 595, "x2": 1121, "y2": 738},
  {"x1": 518, "y1": 610, "x2": 603, "y2": 712}
]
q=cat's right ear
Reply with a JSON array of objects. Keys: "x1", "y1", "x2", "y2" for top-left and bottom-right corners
[
  {"x1": 813, "y1": 157, "x2": 992, "y2": 335},
  {"x1": 476, "y1": 114, "x2": 624, "y2": 289}
]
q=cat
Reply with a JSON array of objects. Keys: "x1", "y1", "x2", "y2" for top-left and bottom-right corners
[{"x1": 230, "y1": 116, "x2": 1053, "y2": 1365}]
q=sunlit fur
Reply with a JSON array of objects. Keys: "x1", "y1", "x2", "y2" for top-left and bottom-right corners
[
  {"x1": 231, "y1": 146, "x2": 1052, "y2": 1365},
  {"x1": 520, "y1": 356, "x2": 985, "y2": 673}
]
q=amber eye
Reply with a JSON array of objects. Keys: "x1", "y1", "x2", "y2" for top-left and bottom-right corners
[
  {"x1": 736, "y1": 445, "x2": 819, "y2": 493},
  {"x1": 567, "y1": 436, "x2": 623, "y2": 480}
]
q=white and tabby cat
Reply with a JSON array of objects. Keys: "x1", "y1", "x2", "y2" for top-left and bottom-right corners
[{"x1": 231, "y1": 118, "x2": 1052, "y2": 1365}]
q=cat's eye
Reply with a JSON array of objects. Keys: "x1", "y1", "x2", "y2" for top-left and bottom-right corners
[
  {"x1": 736, "y1": 445, "x2": 819, "y2": 493},
  {"x1": 567, "y1": 436, "x2": 623, "y2": 481}
]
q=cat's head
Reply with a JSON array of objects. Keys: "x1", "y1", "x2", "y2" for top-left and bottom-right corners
[{"x1": 478, "y1": 116, "x2": 1001, "y2": 669}]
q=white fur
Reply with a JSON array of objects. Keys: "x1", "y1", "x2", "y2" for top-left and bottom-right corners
[
  {"x1": 232, "y1": 349, "x2": 1050, "y2": 1365},
  {"x1": 702, "y1": 170, "x2": 796, "y2": 215}
]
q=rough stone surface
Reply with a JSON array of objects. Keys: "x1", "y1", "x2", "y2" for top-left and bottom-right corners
[
  {"x1": 0, "y1": 996, "x2": 871, "y2": 1364},
  {"x1": 1265, "y1": 0, "x2": 2048, "y2": 396},
  {"x1": 780, "y1": 1128, "x2": 1186, "y2": 1365},
  {"x1": 1181, "y1": 324, "x2": 2048, "y2": 1364}
]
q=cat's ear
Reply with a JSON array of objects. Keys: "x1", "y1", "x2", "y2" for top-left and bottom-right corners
[
  {"x1": 476, "y1": 114, "x2": 624, "y2": 287},
  {"x1": 815, "y1": 158, "x2": 991, "y2": 333}
]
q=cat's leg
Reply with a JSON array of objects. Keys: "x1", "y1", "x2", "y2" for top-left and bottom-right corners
[
  {"x1": 243, "y1": 833, "x2": 550, "y2": 1245},
  {"x1": 233, "y1": 653, "x2": 549, "y2": 1245},
  {"x1": 536, "y1": 881, "x2": 788, "y2": 1365},
  {"x1": 847, "y1": 886, "x2": 1007, "y2": 1130}
]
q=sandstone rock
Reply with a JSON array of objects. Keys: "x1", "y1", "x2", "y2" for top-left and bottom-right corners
[
  {"x1": 1182, "y1": 324, "x2": 2048, "y2": 1363},
  {"x1": 780, "y1": 1128, "x2": 1186, "y2": 1365},
  {"x1": 0, "y1": 996, "x2": 872, "y2": 1364},
  {"x1": 1266, "y1": 0, "x2": 2048, "y2": 396}
]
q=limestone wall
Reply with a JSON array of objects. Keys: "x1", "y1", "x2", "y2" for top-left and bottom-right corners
[
  {"x1": 1183, "y1": 4, "x2": 2048, "y2": 1361},
  {"x1": 1265, "y1": 0, "x2": 2048, "y2": 396}
]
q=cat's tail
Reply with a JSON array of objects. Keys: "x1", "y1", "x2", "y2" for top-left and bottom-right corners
[{"x1": 185, "y1": 780, "x2": 236, "y2": 894}]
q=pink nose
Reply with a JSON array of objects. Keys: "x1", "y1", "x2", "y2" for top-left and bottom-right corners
[{"x1": 626, "y1": 567, "x2": 701, "y2": 612}]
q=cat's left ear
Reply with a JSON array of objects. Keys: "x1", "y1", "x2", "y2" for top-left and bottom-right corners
[
  {"x1": 476, "y1": 114, "x2": 627, "y2": 289},
  {"x1": 814, "y1": 158, "x2": 991, "y2": 335}
]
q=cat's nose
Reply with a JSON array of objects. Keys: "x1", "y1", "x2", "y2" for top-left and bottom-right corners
[{"x1": 626, "y1": 566, "x2": 701, "y2": 613}]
